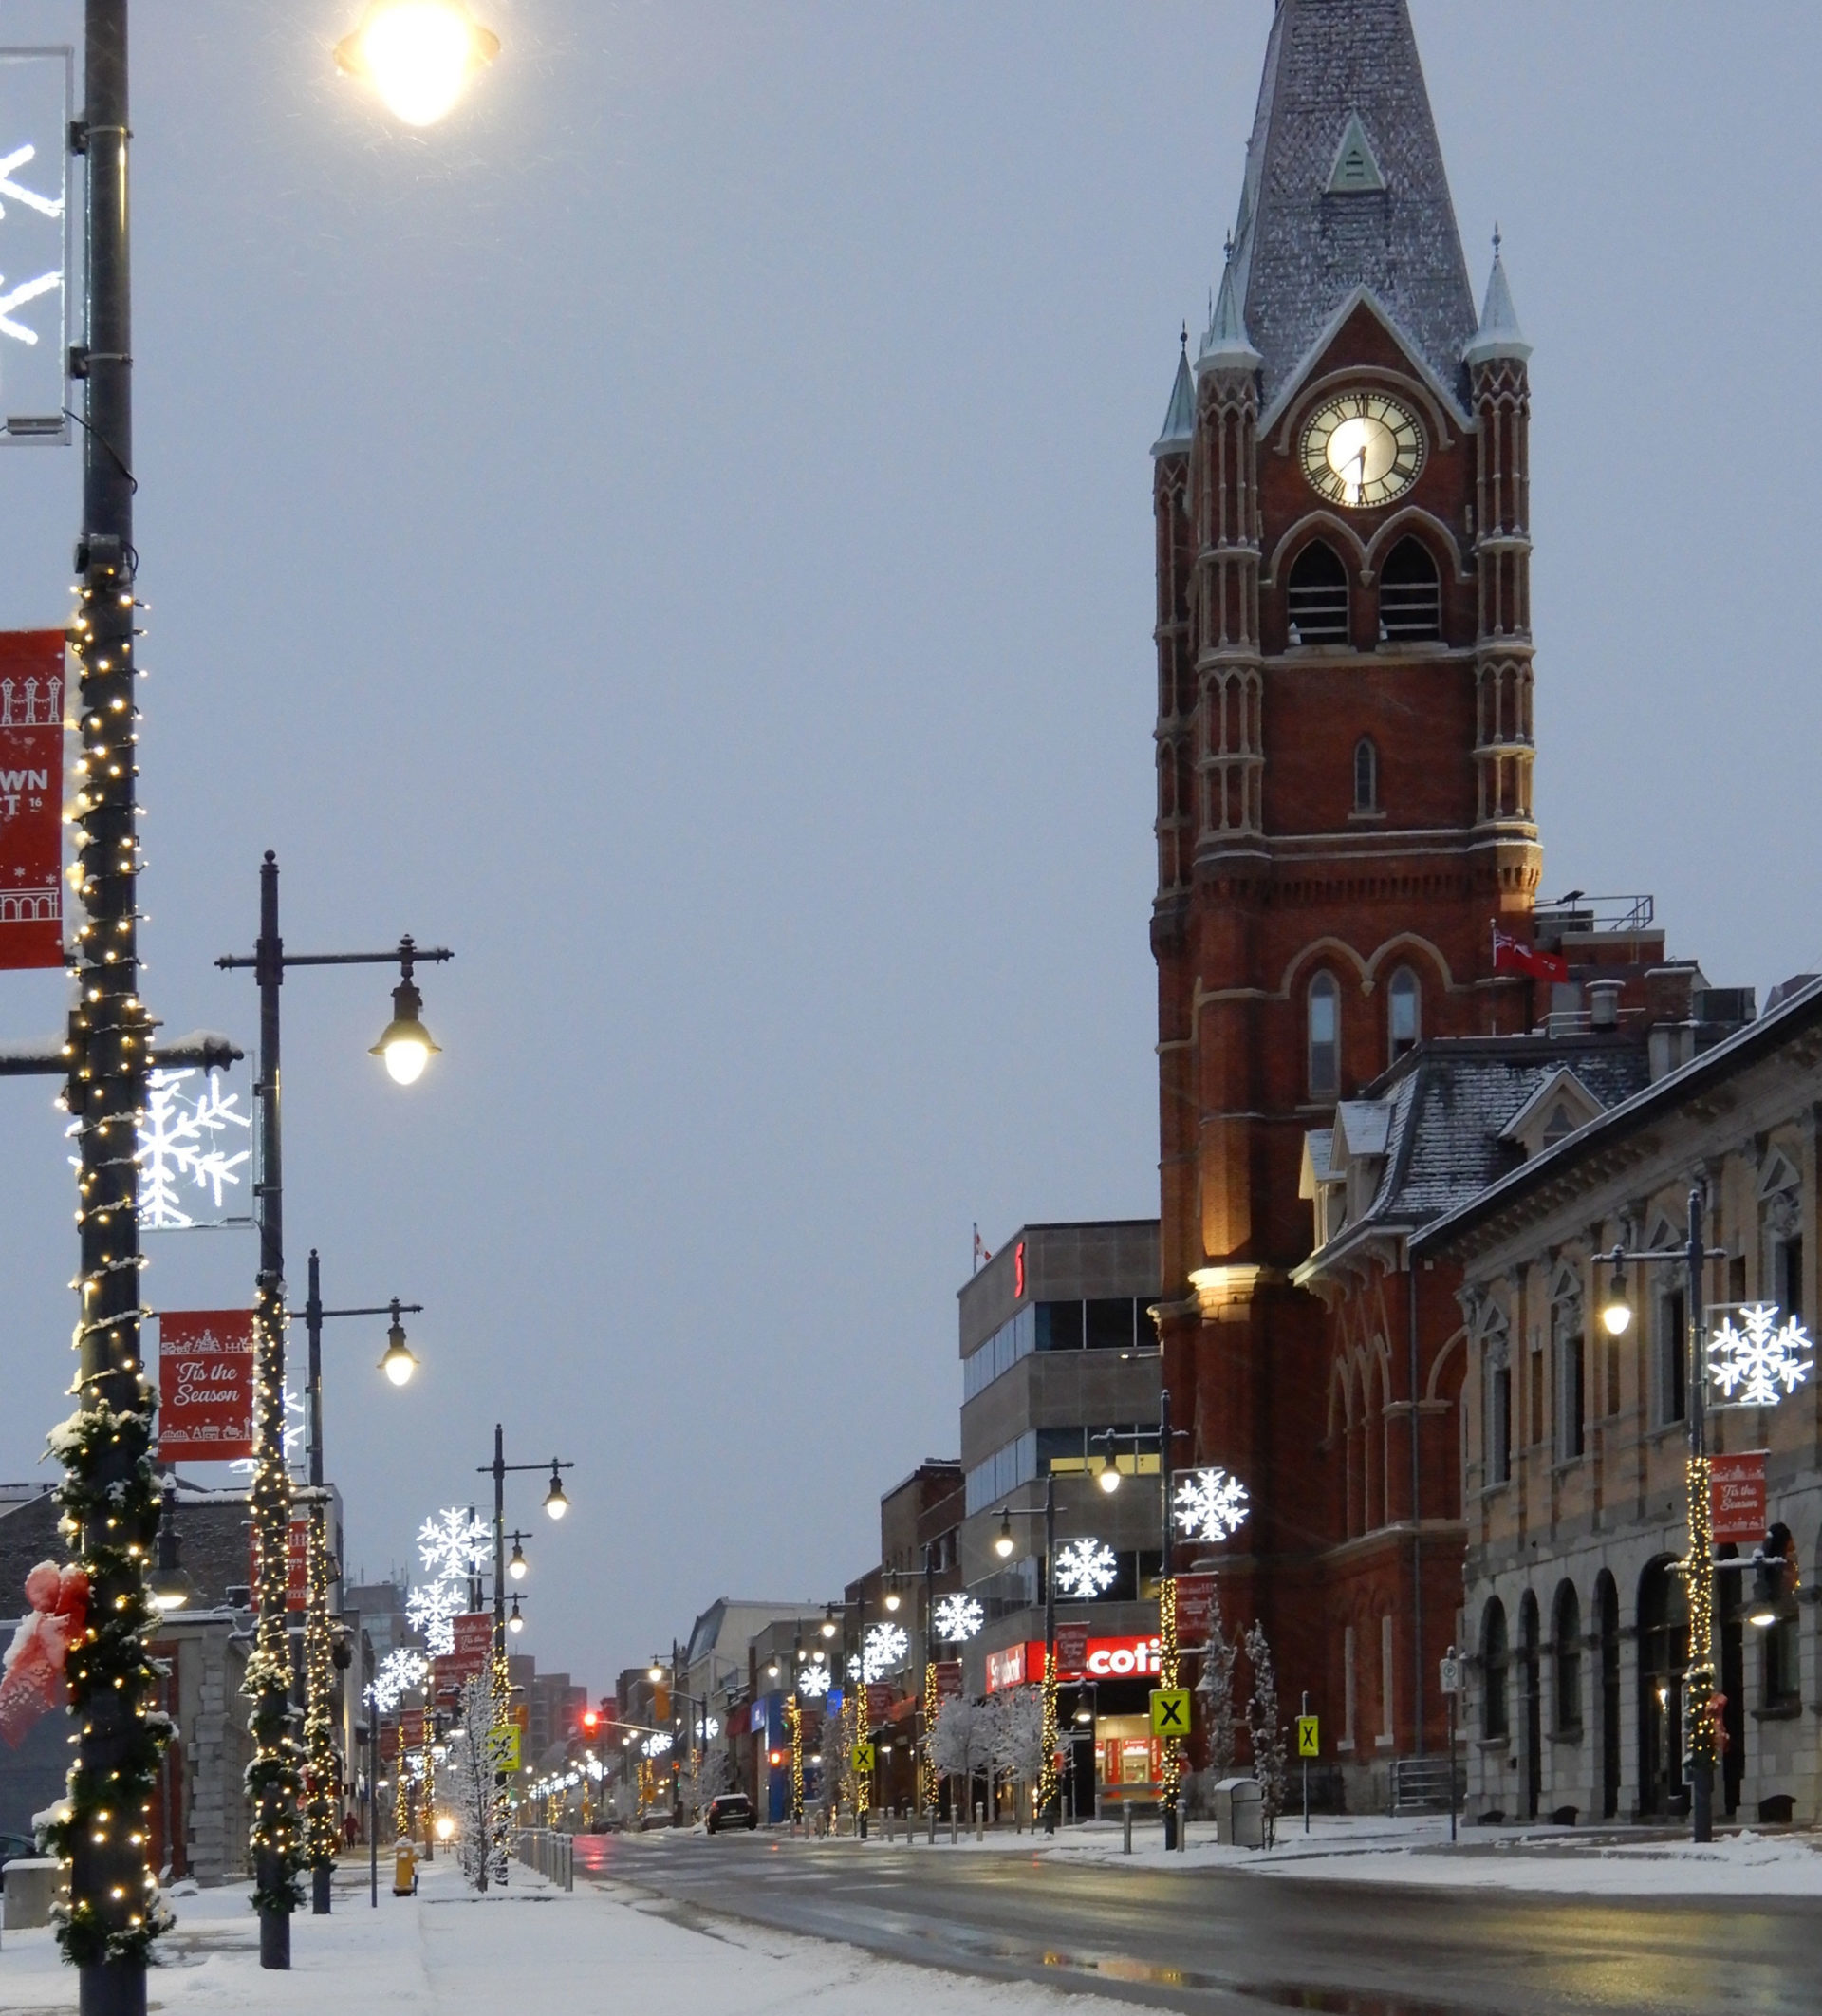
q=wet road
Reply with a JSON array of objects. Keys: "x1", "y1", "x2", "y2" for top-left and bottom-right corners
[{"x1": 572, "y1": 1829, "x2": 1822, "y2": 2016}]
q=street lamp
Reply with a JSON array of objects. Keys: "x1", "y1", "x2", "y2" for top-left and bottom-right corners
[
  {"x1": 146, "y1": 1478, "x2": 199, "y2": 1615},
  {"x1": 381, "y1": 1305, "x2": 419, "y2": 1388},
  {"x1": 508, "y1": 1596, "x2": 525, "y2": 1636},
  {"x1": 542, "y1": 1465, "x2": 570, "y2": 1520},
  {"x1": 334, "y1": 0, "x2": 501, "y2": 127},
  {"x1": 368, "y1": 946, "x2": 443, "y2": 1086},
  {"x1": 507, "y1": 1534, "x2": 530, "y2": 1581},
  {"x1": 217, "y1": 857, "x2": 451, "y2": 1969}
]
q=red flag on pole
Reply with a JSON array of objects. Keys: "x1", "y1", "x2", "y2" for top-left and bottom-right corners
[
  {"x1": 0, "y1": 630, "x2": 66, "y2": 971},
  {"x1": 1492, "y1": 924, "x2": 1569, "y2": 985}
]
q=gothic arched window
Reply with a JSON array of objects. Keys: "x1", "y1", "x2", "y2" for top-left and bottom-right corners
[
  {"x1": 1288, "y1": 540, "x2": 1349, "y2": 644},
  {"x1": 1353, "y1": 737, "x2": 1378, "y2": 813},
  {"x1": 1387, "y1": 965, "x2": 1420, "y2": 1061},
  {"x1": 1380, "y1": 535, "x2": 1441, "y2": 640},
  {"x1": 1308, "y1": 972, "x2": 1340, "y2": 1099}
]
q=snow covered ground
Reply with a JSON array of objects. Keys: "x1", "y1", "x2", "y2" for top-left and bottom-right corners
[
  {"x1": 864, "y1": 1810, "x2": 1822, "y2": 1893},
  {"x1": 0, "y1": 1853, "x2": 1144, "y2": 2015}
]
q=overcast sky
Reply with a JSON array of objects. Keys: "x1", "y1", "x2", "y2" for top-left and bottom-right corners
[{"x1": 1, "y1": 1, "x2": 1819, "y2": 1698}]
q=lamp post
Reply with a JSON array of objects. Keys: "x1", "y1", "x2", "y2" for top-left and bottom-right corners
[
  {"x1": 1597, "y1": 1191, "x2": 1729, "y2": 1843},
  {"x1": 479, "y1": 1429, "x2": 573, "y2": 1873},
  {"x1": 993, "y1": 1472, "x2": 1060, "y2": 1833},
  {"x1": 297, "y1": 1255, "x2": 422, "y2": 1914},
  {"x1": 217, "y1": 853, "x2": 450, "y2": 1968}
]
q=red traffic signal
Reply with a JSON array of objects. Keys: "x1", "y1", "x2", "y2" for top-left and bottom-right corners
[{"x1": 581, "y1": 1708, "x2": 600, "y2": 1732}]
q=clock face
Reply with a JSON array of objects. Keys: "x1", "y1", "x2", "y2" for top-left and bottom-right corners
[{"x1": 1299, "y1": 393, "x2": 1425, "y2": 509}]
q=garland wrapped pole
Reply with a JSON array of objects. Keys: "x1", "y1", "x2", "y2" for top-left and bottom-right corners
[
  {"x1": 1684, "y1": 1185, "x2": 1717, "y2": 1844},
  {"x1": 1158, "y1": 1572, "x2": 1181, "y2": 1822},
  {"x1": 51, "y1": 6, "x2": 176, "y2": 2007},
  {"x1": 303, "y1": 1499, "x2": 337, "y2": 1913}
]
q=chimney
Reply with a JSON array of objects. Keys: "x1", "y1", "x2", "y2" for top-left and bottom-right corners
[{"x1": 1589, "y1": 980, "x2": 1623, "y2": 1031}]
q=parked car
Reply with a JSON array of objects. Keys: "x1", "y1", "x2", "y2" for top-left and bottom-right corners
[
  {"x1": 704, "y1": 1793, "x2": 756, "y2": 1835},
  {"x1": 0, "y1": 1831, "x2": 37, "y2": 1872}
]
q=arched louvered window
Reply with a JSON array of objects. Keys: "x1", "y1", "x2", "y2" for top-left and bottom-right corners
[
  {"x1": 1288, "y1": 541, "x2": 1348, "y2": 644},
  {"x1": 1380, "y1": 535, "x2": 1441, "y2": 641}
]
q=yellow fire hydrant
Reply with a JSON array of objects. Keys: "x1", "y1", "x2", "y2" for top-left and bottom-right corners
[{"x1": 393, "y1": 1843, "x2": 417, "y2": 1896}]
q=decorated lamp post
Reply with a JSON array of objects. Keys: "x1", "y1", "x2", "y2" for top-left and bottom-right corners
[
  {"x1": 1599, "y1": 1196, "x2": 1812, "y2": 1845},
  {"x1": 217, "y1": 854, "x2": 449, "y2": 1968}
]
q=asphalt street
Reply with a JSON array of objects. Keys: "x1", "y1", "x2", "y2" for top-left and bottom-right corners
[{"x1": 573, "y1": 1828, "x2": 1822, "y2": 2016}]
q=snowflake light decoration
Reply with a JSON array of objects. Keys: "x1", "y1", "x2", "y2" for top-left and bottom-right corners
[
  {"x1": 1172, "y1": 1466, "x2": 1252, "y2": 1544},
  {"x1": 120, "y1": 1069, "x2": 251, "y2": 1231},
  {"x1": 797, "y1": 1659, "x2": 831, "y2": 1698},
  {"x1": 366, "y1": 1647, "x2": 428, "y2": 1714},
  {"x1": 228, "y1": 1378, "x2": 304, "y2": 1478},
  {"x1": 1052, "y1": 1537, "x2": 1118, "y2": 1601},
  {"x1": 405, "y1": 1576, "x2": 465, "y2": 1657},
  {"x1": 933, "y1": 1594, "x2": 985, "y2": 1643},
  {"x1": 643, "y1": 1732, "x2": 673, "y2": 1758},
  {"x1": 846, "y1": 1653, "x2": 861, "y2": 1681},
  {"x1": 417, "y1": 1506, "x2": 492, "y2": 1583},
  {"x1": 864, "y1": 1621, "x2": 910, "y2": 1683},
  {"x1": 1708, "y1": 1303, "x2": 1813, "y2": 1409}
]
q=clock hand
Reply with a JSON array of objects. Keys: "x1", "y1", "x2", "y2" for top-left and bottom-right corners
[{"x1": 1354, "y1": 443, "x2": 1368, "y2": 503}]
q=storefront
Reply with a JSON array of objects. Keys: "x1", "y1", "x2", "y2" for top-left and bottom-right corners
[{"x1": 986, "y1": 1633, "x2": 1165, "y2": 1812}]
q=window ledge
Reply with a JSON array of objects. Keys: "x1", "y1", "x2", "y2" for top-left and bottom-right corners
[
  {"x1": 1347, "y1": 810, "x2": 1386, "y2": 825},
  {"x1": 1548, "y1": 1728, "x2": 1584, "y2": 1746},
  {"x1": 1752, "y1": 1703, "x2": 1804, "y2": 1723},
  {"x1": 1475, "y1": 1737, "x2": 1511, "y2": 1753}
]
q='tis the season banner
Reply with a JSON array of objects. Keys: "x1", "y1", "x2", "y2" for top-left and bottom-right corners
[
  {"x1": 158, "y1": 1310, "x2": 256, "y2": 1460},
  {"x1": 0, "y1": 630, "x2": 65, "y2": 970}
]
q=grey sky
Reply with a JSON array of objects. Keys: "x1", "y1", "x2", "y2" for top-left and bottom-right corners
[{"x1": 0, "y1": 1, "x2": 1818, "y2": 1695}]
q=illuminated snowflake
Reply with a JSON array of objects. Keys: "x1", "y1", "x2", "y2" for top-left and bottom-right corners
[
  {"x1": 126, "y1": 1069, "x2": 251, "y2": 1231},
  {"x1": 933, "y1": 1594, "x2": 984, "y2": 1643},
  {"x1": 846, "y1": 1653, "x2": 860, "y2": 1681},
  {"x1": 643, "y1": 1732, "x2": 673, "y2": 1758},
  {"x1": 797, "y1": 1659, "x2": 831, "y2": 1698},
  {"x1": 406, "y1": 1576, "x2": 465, "y2": 1656},
  {"x1": 1052, "y1": 1538, "x2": 1118, "y2": 1601},
  {"x1": 227, "y1": 1378, "x2": 304, "y2": 1478},
  {"x1": 1172, "y1": 1466, "x2": 1251, "y2": 1544},
  {"x1": 864, "y1": 1621, "x2": 910, "y2": 1682},
  {"x1": 366, "y1": 1647, "x2": 428, "y2": 1713},
  {"x1": 418, "y1": 1506, "x2": 492, "y2": 1583},
  {"x1": 1708, "y1": 1303, "x2": 1813, "y2": 1409}
]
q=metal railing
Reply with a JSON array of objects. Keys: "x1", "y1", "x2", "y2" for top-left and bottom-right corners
[
  {"x1": 516, "y1": 1828, "x2": 573, "y2": 1891},
  {"x1": 1533, "y1": 893, "x2": 1655, "y2": 936},
  {"x1": 1390, "y1": 1755, "x2": 1463, "y2": 1815}
]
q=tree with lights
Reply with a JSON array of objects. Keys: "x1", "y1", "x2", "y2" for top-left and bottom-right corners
[
  {"x1": 988, "y1": 1686, "x2": 1046, "y2": 1823},
  {"x1": 928, "y1": 1695, "x2": 993, "y2": 1822},
  {"x1": 445, "y1": 1673, "x2": 505, "y2": 1891}
]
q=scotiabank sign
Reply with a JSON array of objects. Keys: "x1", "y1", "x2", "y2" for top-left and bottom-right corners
[{"x1": 985, "y1": 1635, "x2": 1162, "y2": 1693}]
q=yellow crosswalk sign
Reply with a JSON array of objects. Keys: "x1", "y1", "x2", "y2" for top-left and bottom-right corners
[
  {"x1": 852, "y1": 1742, "x2": 876, "y2": 1773},
  {"x1": 1296, "y1": 1715, "x2": 1319, "y2": 1757},
  {"x1": 1149, "y1": 1688, "x2": 1191, "y2": 1736}
]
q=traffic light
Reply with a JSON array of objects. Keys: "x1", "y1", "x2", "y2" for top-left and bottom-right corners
[{"x1": 581, "y1": 1708, "x2": 600, "y2": 1736}]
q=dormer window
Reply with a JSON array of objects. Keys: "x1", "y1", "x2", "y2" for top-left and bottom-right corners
[
  {"x1": 1288, "y1": 541, "x2": 1348, "y2": 644},
  {"x1": 1379, "y1": 536, "x2": 1441, "y2": 642}
]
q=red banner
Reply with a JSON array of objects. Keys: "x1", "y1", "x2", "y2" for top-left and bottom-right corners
[
  {"x1": 1055, "y1": 1623, "x2": 1089, "y2": 1674},
  {"x1": 158, "y1": 1310, "x2": 256, "y2": 1460},
  {"x1": 288, "y1": 1518, "x2": 310, "y2": 1612},
  {"x1": 399, "y1": 1708, "x2": 424, "y2": 1749},
  {"x1": 381, "y1": 1722, "x2": 399, "y2": 1762},
  {"x1": 865, "y1": 1682, "x2": 893, "y2": 1725},
  {"x1": 933, "y1": 1660, "x2": 963, "y2": 1702},
  {"x1": 0, "y1": 629, "x2": 65, "y2": 970},
  {"x1": 1712, "y1": 1451, "x2": 1768, "y2": 1543},
  {"x1": 434, "y1": 1611, "x2": 493, "y2": 1693},
  {"x1": 1175, "y1": 1573, "x2": 1219, "y2": 1649}
]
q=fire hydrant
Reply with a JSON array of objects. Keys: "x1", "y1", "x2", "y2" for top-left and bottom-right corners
[{"x1": 393, "y1": 1844, "x2": 417, "y2": 1895}]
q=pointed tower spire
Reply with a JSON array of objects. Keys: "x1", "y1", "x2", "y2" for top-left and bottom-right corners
[
  {"x1": 1198, "y1": 237, "x2": 1262, "y2": 375},
  {"x1": 1462, "y1": 228, "x2": 1531, "y2": 365},
  {"x1": 1152, "y1": 324, "x2": 1197, "y2": 457},
  {"x1": 1225, "y1": 0, "x2": 1476, "y2": 408}
]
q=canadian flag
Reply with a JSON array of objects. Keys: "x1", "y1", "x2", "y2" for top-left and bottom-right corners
[{"x1": 1492, "y1": 924, "x2": 1569, "y2": 985}]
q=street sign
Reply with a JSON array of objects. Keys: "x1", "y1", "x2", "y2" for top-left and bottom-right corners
[
  {"x1": 851, "y1": 1742, "x2": 875, "y2": 1774},
  {"x1": 1295, "y1": 1715, "x2": 1319, "y2": 1757},
  {"x1": 490, "y1": 1726, "x2": 520, "y2": 1772},
  {"x1": 1149, "y1": 1688, "x2": 1191, "y2": 1737},
  {"x1": 1438, "y1": 1656, "x2": 1462, "y2": 1696}
]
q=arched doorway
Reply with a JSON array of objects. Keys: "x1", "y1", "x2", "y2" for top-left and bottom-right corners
[
  {"x1": 1638, "y1": 1556, "x2": 1687, "y2": 1818},
  {"x1": 1595, "y1": 1571, "x2": 1621, "y2": 1820},
  {"x1": 1518, "y1": 1591, "x2": 1541, "y2": 1820}
]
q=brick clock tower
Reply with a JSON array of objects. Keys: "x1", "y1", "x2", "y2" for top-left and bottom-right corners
[{"x1": 1151, "y1": 0, "x2": 1539, "y2": 1750}]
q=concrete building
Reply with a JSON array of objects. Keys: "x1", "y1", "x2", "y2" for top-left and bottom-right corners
[
  {"x1": 959, "y1": 1221, "x2": 1165, "y2": 1812},
  {"x1": 1415, "y1": 974, "x2": 1822, "y2": 1825}
]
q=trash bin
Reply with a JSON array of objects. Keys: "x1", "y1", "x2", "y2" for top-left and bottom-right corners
[
  {"x1": 1211, "y1": 1776, "x2": 1264, "y2": 1848},
  {"x1": 393, "y1": 1845, "x2": 418, "y2": 1895}
]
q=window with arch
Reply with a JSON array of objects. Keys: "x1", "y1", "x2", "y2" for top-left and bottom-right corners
[
  {"x1": 1552, "y1": 1581, "x2": 1582, "y2": 1736},
  {"x1": 1481, "y1": 1597, "x2": 1509, "y2": 1741},
  {"x1": 1307, "y1": 972, "x2": 1340, "y2": 1099},
  {"x1": 1288, "y1": 540, "x2": 1349, "y2": 644},
  {"x1": 1379, "y1": 535, "x2": 1441, "y2": 641},
  {"x1": 1353, "y1": 737, "x2": 1378, "y2": 814},
  {"x1": 1387, "y1": 965, "x2": 1420, "y2": 1061}
]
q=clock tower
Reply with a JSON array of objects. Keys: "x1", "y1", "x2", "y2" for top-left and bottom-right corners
[{"x1": 1150, "y1": 0, "x2": 1539, "y2": 1748}]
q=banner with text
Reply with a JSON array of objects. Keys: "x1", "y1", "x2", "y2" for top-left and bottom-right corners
[
  {"x1": 1712, "y1": 1450, "x2": 1768, "y2": 1543},
  {"x1": 433, "y1": 1611, "x2": 493, "y2": 1693},
  {"x1": 1174, "y1": 1573, "x2": 1219, "y2": 1649},
  {"x1": 0, "y1": 629, "x2": 65, "y2": 968},
  {"x1": 158, "y1": 1310, "x2": 256, "y2": 1460}
]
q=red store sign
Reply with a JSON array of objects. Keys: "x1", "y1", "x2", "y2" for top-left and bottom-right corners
[{"x1": 985, "y1": 1634, "x2": 1163, "y2": 1693}]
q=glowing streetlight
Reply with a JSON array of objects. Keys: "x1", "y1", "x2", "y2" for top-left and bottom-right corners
[
  {"x1": 380, "y1": 1301, "x2": 418, "y2": 1386},
  {"x1": 335, "y1": 1, "x2": 500, "y2": 128},
  {"x1": 508, "y1": 1537, "x2": 527, "y2": 1580},
  {"x1": 542, "y1": 1463, "x2": 569, "y2": 1520},
  {"x1": 370, "y1": 948, "x2": 442, "y2": 1086},
  {"x1": 995, "y1": 1509, "x2": 1016, "y2": 1559},
  {"x1": 508, "y1": 1594, "x2": 524, "y2": 1635}
]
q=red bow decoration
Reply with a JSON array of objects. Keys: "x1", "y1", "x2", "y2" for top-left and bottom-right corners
[{"x1": 0, "y1": 1560, "x2": 89, "y2": 1746}]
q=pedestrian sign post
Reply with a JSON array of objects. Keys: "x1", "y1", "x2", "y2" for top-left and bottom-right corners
[
  {"x1": 490, "y1": 1726, "x2": 520, "y2": 1773},
  {"x1": 851, "y1": 1742, "x2": 875, "y2": 1775},
  {"x1": 1149, "y1": 1689, "x2": 1191, "y2": 1738},
  {"x1": 1439, "y1": 1655, "x2": 1461, "y2": 1696},
  {"x1": 1441, "y1": 1645, "x2": 1460, "y2": 1843},
  {"x1": 1295, "y1": 1716, "x2": 1319, "y2": 1757}
]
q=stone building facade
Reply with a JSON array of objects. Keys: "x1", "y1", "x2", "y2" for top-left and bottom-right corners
[{"x1": 1414, "y1": 976, "x2": 1822, "y2": 1824}]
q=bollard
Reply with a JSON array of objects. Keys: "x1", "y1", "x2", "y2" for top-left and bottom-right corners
[
  {"x1": 975, "y1": 1801, "x2": 984, "y2": 1843},
  {"x1": 1177, "y1": 1799, "x2": 1187, "y2": 1852},
  {"x1": 1122, "y1": 1800, "x2": 1132, "y2": 1855},
  {"x1": 929, "y1": 1805, "x2": 938, "y2": 1844},
  {"x1": 950, "y1": 1802, "x2": 958, "y2": 1845}
]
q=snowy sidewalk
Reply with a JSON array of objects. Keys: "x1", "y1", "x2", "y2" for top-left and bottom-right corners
[
  {"x1": 0, "y1": 1853, "x2": 1144, "y2": 2014},
  {"x1": 840, "y1": 1811, "x2": 1822, "y2": 1894}
]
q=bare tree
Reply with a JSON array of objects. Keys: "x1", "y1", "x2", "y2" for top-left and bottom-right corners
[
  {"x1": 928, "y1": 1695, "x2": 995, "y2": 1820},
  {"x1": 987, "y1": 1687, "x2": 1046, "y2": 1820},
  {"x1": 1243, "y1": 1620, "x2": 1288, "y2": 1847},
  {"x1": 1197, "y1": 1579, "x2": 1240, "y2": 1775}
]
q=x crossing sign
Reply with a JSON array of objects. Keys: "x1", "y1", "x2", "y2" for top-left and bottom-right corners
[
  {"x1": 1149, "y1": 1688, "x2": 1191, "y2": 1737},
  {"x1": 1296, "y1": 1715, "x2": 1319, "y2": 1758},
  {"x1": 851, "y1": 1742, "x2": 876, "y2": 1774}
]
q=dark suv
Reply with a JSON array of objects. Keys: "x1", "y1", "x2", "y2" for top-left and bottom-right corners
[{"x1": 705, "y1": 1793, "x2": 756, "y2": 1834}]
